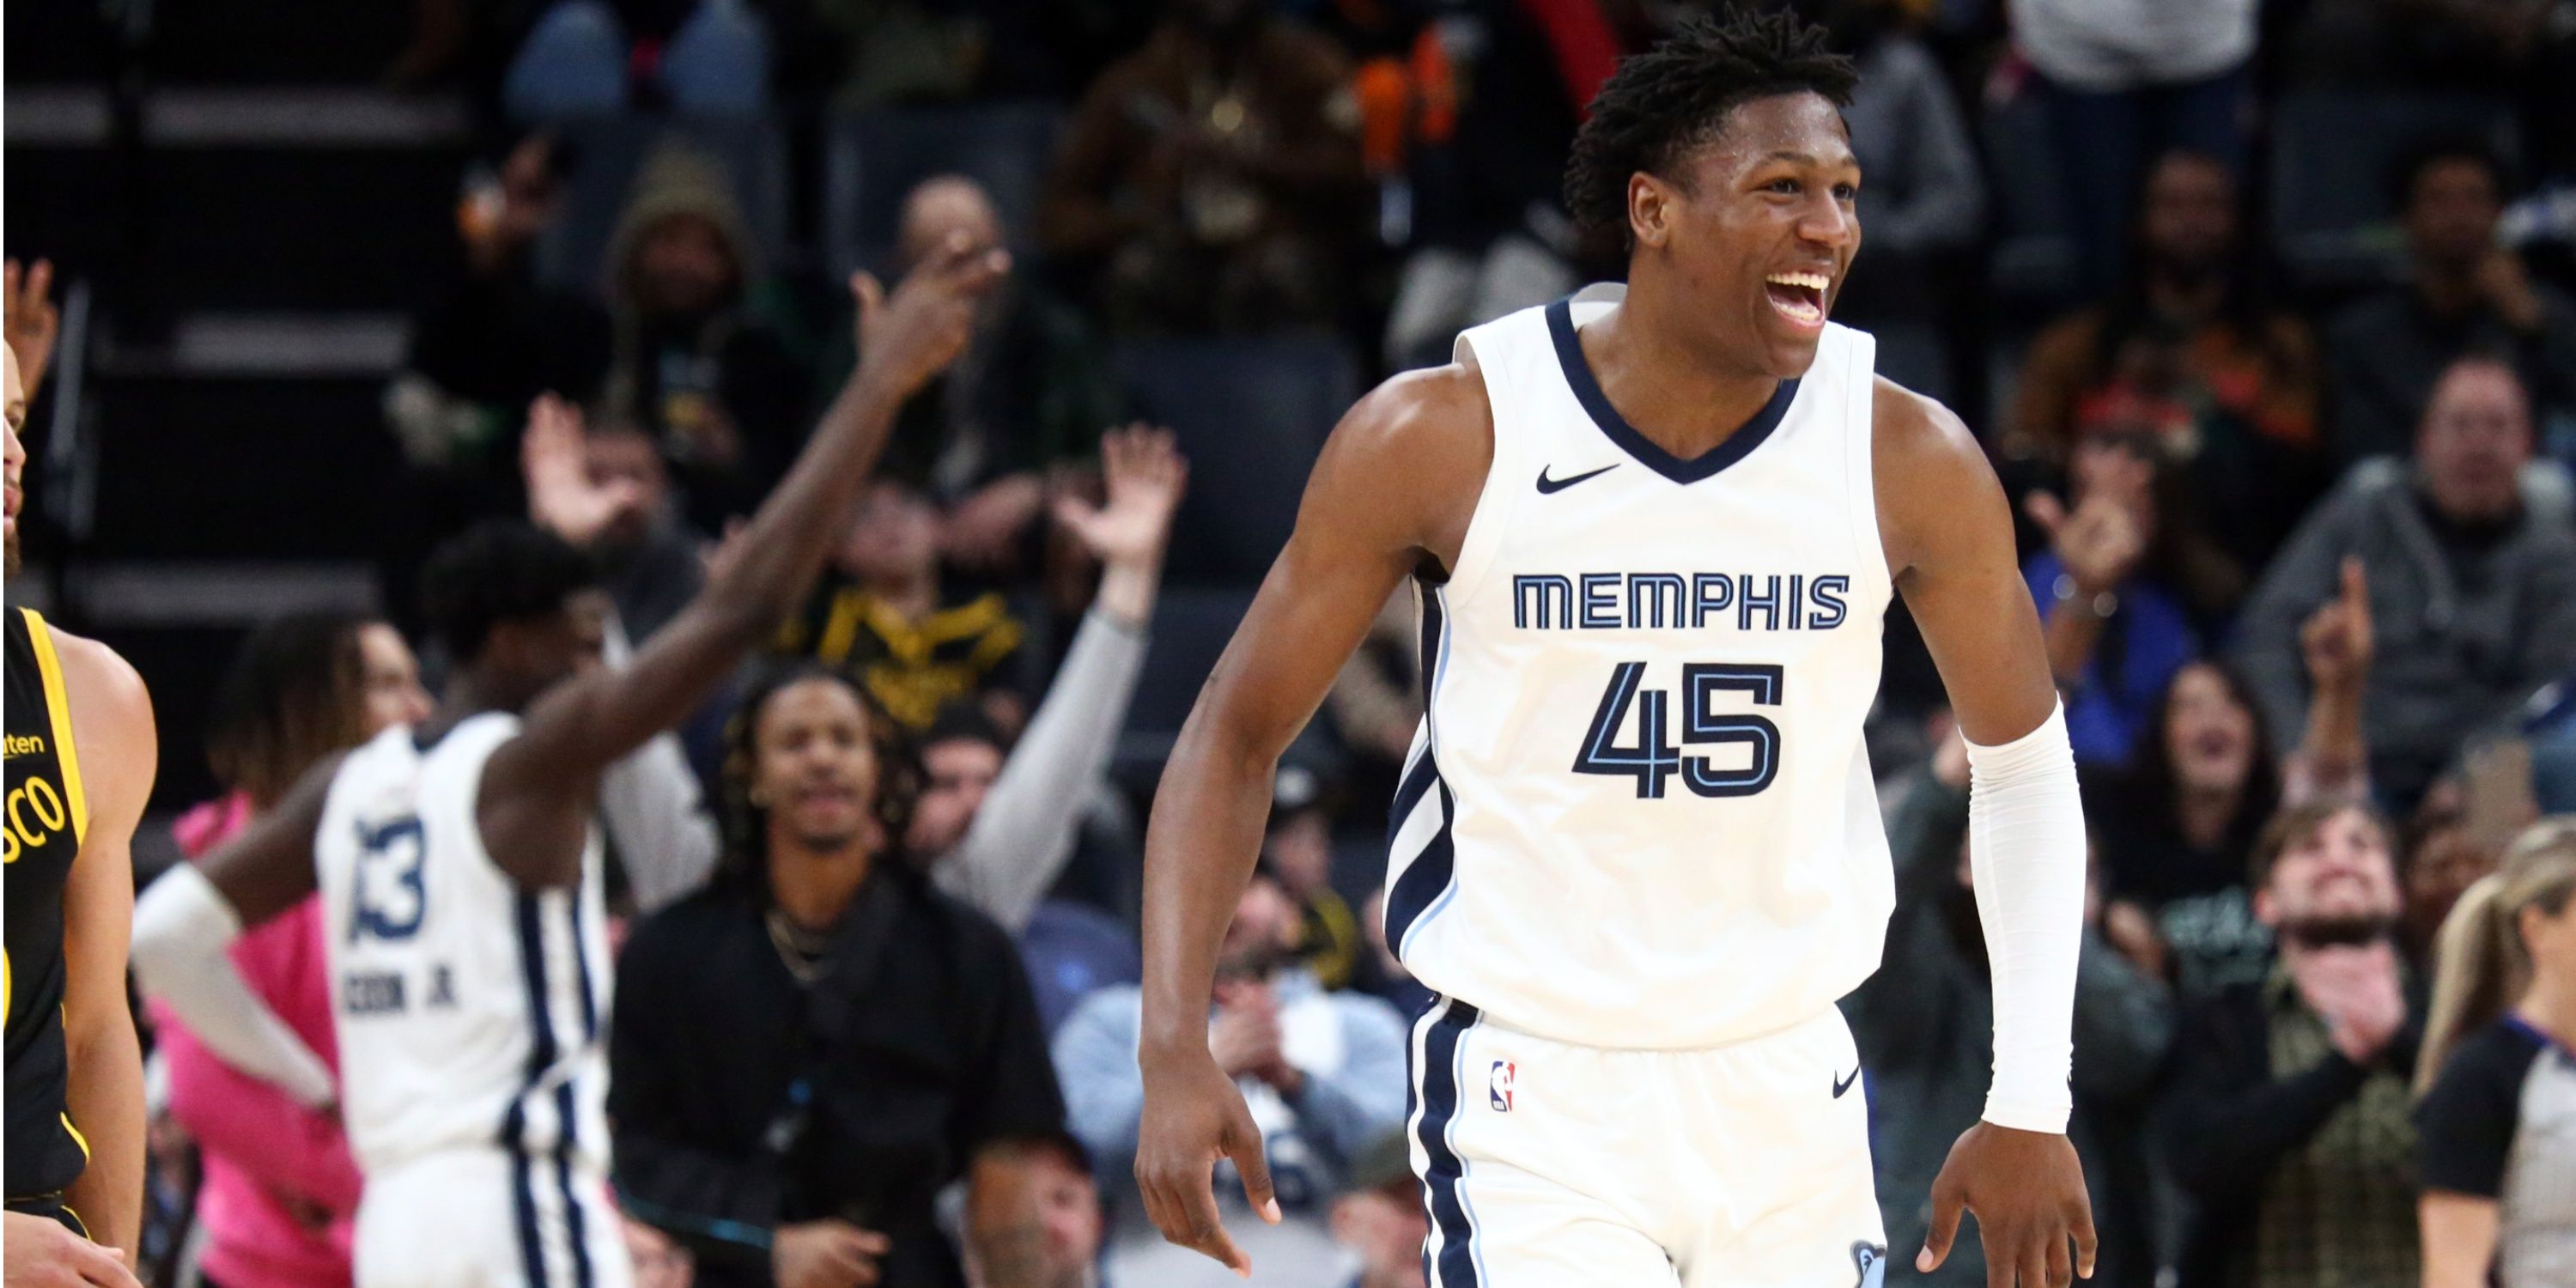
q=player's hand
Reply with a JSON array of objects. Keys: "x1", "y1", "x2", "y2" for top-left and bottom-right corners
[
  {"x1": 772, "y1": 1218, "x2": 888, "y2": 1288},
  {"x1": 853, "y1": 233, "x2": 1009, "y2": 400},
  {"x1": 1920, "y1": 1122, "x2": 2095, "y2": 1288},
  {"x1": 2299, "y1": 557, "x2": 2373, "y2": 694},
  {"x1": 3, "y1": 258, "x2": 60, "y2": 403},
  {"x1": 1055, "y1": 424, "x2": 1188, "y2": 568},
  {"x1": 522, "y1": 392, "x2": 648, "y2": 548},
  {"x1": 2, "y1": 1212, "x2": 142, "y2": 1287},
  {"x1": 1137, "y1": 1044, "x2": 1282, "y2": 1278}
]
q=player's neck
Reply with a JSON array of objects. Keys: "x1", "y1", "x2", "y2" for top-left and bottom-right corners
[
  {"x1": 414, "y1": 683, "x2": 508, "y2": 744},
  {"x1": 765, "y1": 835, "x2": 874, "y2": 929},
  {"x1": 1588, "y1": 283, "x2": 1784, "y2": 459}
]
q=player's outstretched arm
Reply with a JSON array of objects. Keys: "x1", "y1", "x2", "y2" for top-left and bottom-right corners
[
  {"x1": 1875, "y1": 378, "x2": 2096, "y2": 1288},
  {"x1": 478, "y1": 236, "x2": 1006, "y2": 889},
  {"x1": 1134, "y1": 363, "x2": 1488, "y2": 1275},
  {"x1": 53, "y1": 635, "x2": 155, "y2": 1266}
]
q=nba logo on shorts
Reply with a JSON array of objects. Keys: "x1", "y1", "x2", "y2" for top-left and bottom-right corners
[{"x1": 1488, "y1": 1060, "x2": 1516, "y2": 1112}]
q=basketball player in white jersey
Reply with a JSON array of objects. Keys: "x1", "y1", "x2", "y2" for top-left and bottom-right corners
[
  {"x1": 128, "y1": 236, "x2": 1009, "y2": 1288},
  {"x1": 1135, "y1": 14, "x2": 2095, "y2": 1288}
]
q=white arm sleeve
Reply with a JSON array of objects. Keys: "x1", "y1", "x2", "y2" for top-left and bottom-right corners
[
  {"x1": 1963, "y1": 702, "x2": 2087, "y2": 1133},
  {"x1": 130, "y1": 864, "x2": 337, "y2": 1109}
]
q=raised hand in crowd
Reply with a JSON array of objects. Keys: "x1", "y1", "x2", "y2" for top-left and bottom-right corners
[
  {"x1": 2026, "y1": 485, "x2": 2146, "y2": 602},
  {"x1": 2300, "y1": 556, "x2": 2374, "y2": 696},
  {"x1": 772, "y1": 1218, "x2": 890, "y2": 1288},
  {"x1": 1054, "y1": 425, "x2": 1187, "y2": 566},
  {"x1": 2294, "y1": 556, "x2": 2375, "y2": 795},
  {"x1": 4, "y1": 257, "x2": 60, "y2": 404},
  {"x1": 2473, "y1": 244, "x2": 2547, "y2": 333},
  {"x1": 852, "y1": 236, "x2": 1003, "y2": 403},
  {"x1": 521, "y1": 392, "x2": 650, "y2": 549}
]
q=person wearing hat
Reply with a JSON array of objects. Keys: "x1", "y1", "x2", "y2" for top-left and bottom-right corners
[
  {"x1": 600, "y1": 142, "x2": 811, "y2": 531},
  {"x1": 1328, "y1": 1130, "x2": 1426, "y2": 1288}
]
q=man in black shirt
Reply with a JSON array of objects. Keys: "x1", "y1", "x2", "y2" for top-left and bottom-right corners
[{"x1": 611, "y1": 664, "x2": 1066, "y2": 1288}]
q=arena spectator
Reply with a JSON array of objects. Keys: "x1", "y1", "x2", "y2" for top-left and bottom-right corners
[
  {"x1": 1327, "y1": 1129, "x2": 1425, "y2": 1288},
  {"x1": 2279, "y1": 1, "x2": 2576, "y2": 182},
  {"x1": 2398, "y1": 777, "x2": 2490, "y2": 966},
  {"x1": 2088, "y1": 576, "x2": 2373, "y2": 999},
  {"x1": 2011, "y1": 150, "x2": 2324, "y2": 570},
  {"x1": 1054, "y1": 865, "x2": 1408, "y2": 1288},
  {"x1": 963, "y1": 1133, "x2": 1105, "y2": 1288},
  {"x1": 2235, "y1": 355, "x2": 2576, "y2": 807},
  {"x1": 2020, "y1": 432, "x2": 2227, "y2": 769},
  {"x1": 820, "y1": 176, "x2": 1121, "y2": 579},
  {"x1": 1845, "y1": 719, "x2": 2176, "y2": 1288},
  {"x1": 154, "y1": 612, "x2": 429, "y2": 1288},
  {"x1": 600, "y1": 143, "x2": 812, "y2": 530},
  {"x1": 2412, "y1": 818, "x2": 2576, "y2": 1288},
  {"x1": 610, "y1": 664, "x2": 1066, "y2": 1288},
  {"x1": 1350, "y1": 884, "x2": 1431, "y2": 1018},
  {"x1": 2007, "y1": 0, "x2": 2258, "y2": 295},
  {"x1": 521, "y1": 392, "x2": 706, "y2": 646},
  {"x1": 2325, "y1": 143, "x2": 2576, "y2": 469},
  {"x1": 501, "y1": 0, "x2": 772, "y2": 122},
  {"x1": 773, "y1": 477, "x2": 1028, "y2": 732},
  {"x1": 2165, "y1": 800, "x2": 2423, "y2": 1288},
  {"x1": 1037, "y1": 0, "x2": 1370, "y2": 334}
]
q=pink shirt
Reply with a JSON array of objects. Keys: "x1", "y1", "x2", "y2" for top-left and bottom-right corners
[{"x1": 155, "y1": 793, "x2": 361, "y2": 1288}]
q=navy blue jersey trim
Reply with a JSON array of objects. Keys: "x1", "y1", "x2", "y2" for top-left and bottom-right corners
[
  {"x1": 1546, "y1": 296, "x2": 1798, "y2": 484},
  {"x1": 1413, "y1": 999, "x2": 1483, "y2": 1287}
]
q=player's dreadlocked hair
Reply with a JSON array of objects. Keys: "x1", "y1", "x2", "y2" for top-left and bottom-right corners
[{"x1": 1563, "y1": 8, "x2": 1858, "y2": 240}]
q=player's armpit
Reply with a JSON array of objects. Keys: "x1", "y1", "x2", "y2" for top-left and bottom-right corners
[{"x1": 1870, "y1": 378, "x2": 2057, "y2": 747}]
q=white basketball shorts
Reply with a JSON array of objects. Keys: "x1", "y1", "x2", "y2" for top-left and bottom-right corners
[
  {"x1": 355, "y1": 1148, "x2": 635, "y2": 1288},
  {"x1": 1406, "y1": 997, "x2": 1888, "y2": 1288}
]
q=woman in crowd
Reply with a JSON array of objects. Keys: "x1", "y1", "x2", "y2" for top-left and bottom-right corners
[
  {"x1": 2088, "y1": 612, "x2": 2369, "y2": 999},
  {"x1": 157, "y1": 612, "x2": 432, "y2": 1288},
  {"x1": 2413, "y1": 819, "x2": 2576, "y2": 1288}
]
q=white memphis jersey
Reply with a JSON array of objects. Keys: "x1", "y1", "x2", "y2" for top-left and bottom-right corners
[
  {"x1": 1382, "y1": 286, "x2": 1897, "y2": 1050},
  {"x1": 315, "y1": 713, "x2": 611, "y2": 1180}
]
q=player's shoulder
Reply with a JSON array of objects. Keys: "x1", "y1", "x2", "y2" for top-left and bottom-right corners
[
  {"x1": 1338, "y1": 360, "x2": 1494, "y2": 456},
  {"x1": 1869, "y1": 374, "x2": 1981, "y2": 470},
  {"x1": 41, "y1": 623, "x2": 156, "y2": 768}
]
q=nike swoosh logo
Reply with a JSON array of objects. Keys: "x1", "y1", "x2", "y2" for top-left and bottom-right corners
[
  {"x1": 1535, "y1": 464, "x2": 1618, "y2": 495},
  {"x1": 1832, "y1": 1066, "x2": 1861, "y2": 1098}
]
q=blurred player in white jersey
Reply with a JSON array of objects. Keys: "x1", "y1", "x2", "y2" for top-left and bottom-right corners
[{"x1": 131, "y1": 238, "x2": 1009, "y2": 1288}]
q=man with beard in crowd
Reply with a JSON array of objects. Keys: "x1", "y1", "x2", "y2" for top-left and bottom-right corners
[{"x1": 2165, "y1": 801, "x2": 2426, "y2": 1288}]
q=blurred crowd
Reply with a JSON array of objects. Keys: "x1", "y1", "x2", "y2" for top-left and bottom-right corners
[{"x1": 9, "y1": 0, "x2": 2576, "y2": 1285}]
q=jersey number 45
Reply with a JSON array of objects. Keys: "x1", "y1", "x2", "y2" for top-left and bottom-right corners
[{"x1": 1573, "y1": 662, "x2": 1782, "y2": 799}]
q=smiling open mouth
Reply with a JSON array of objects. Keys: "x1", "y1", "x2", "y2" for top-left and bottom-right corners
[{"x1": 1764, "y1": 271, "x2": 1828, "y2": 328}]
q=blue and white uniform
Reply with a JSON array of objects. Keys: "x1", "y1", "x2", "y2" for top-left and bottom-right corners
[
  {"x1": 1385, "y1": 285, "x2": 1893, "y2": 1286},
  {"x1": 316, "y1": 714, "x2": 631, "y2": 1288}
]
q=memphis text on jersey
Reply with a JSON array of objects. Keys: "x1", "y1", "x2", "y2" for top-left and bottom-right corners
[{"x1": 1511, "y1": 572, "x2": 1853, "y2": 633}]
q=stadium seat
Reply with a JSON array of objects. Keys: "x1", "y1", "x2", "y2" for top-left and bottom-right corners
[
  {"x1": 2269, "y1": 92, "x2": 2518, "y2": 289},
  {"x1": 821, "y1": 102, "x2": 1066, "y2": 279},
  {"x1": 534, "y1": 115, "x2": 793, "y2": 297},
  {"x1": 1111, "y1": 334, "x2": 1358, "y2": 586}
]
